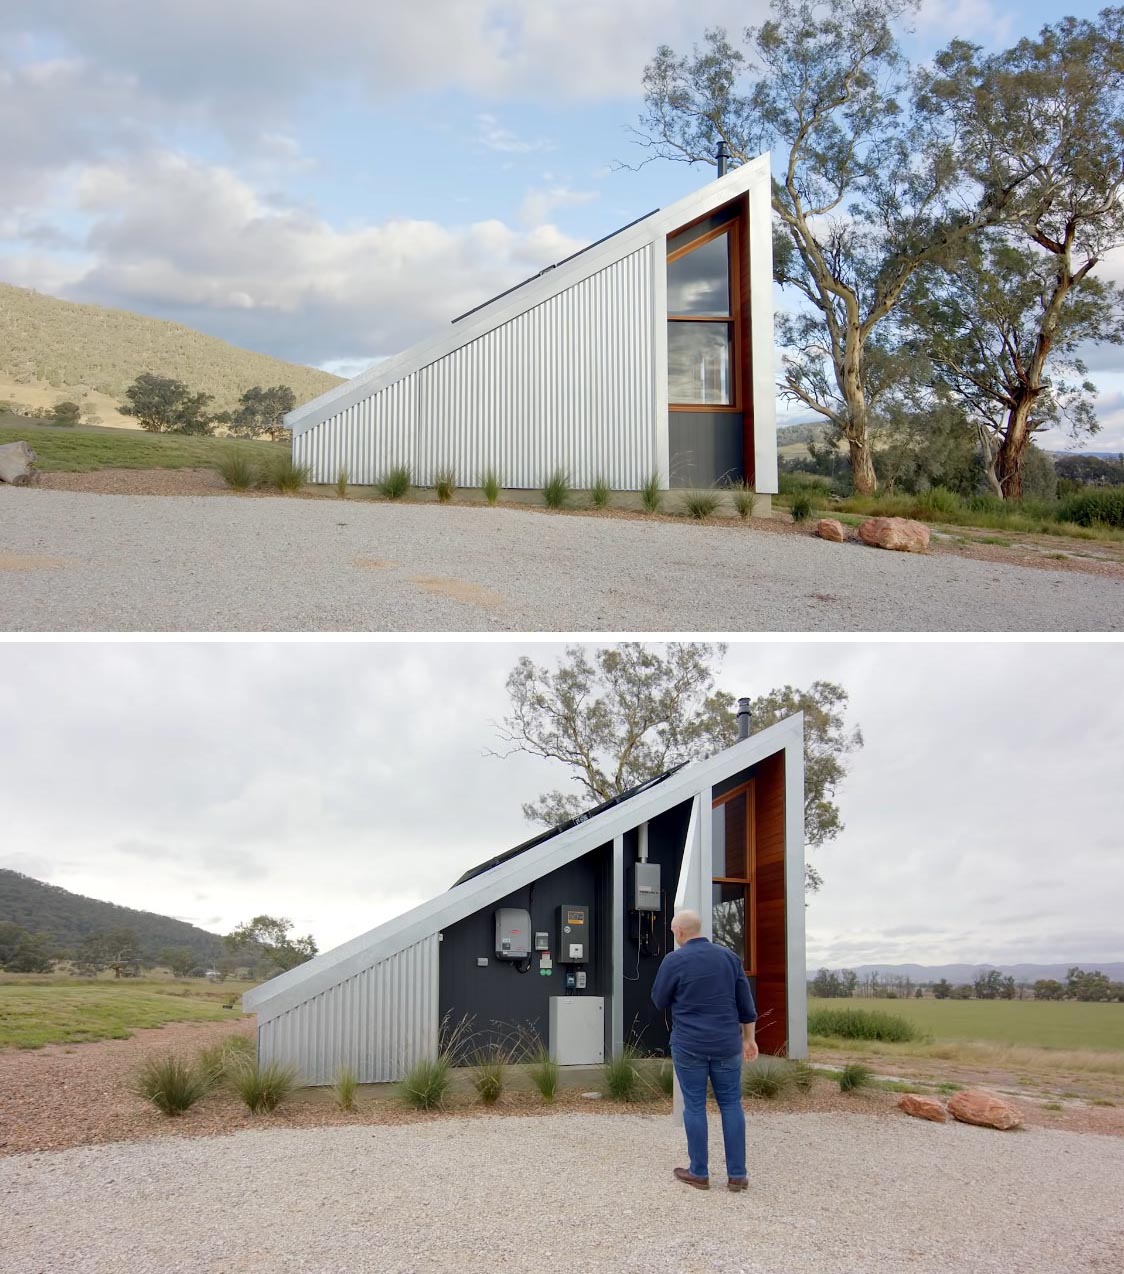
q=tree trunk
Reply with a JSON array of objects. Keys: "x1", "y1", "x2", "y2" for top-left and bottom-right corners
[
  {"x1": 848, "y1": 438, "x2": 878, "y2": 495},
  {"x1": 838, "y1": 330, "x2": 878, "y2": 495},
  {"x1": 995, "y1": 397, "x2": 1034, "y2": 500}
]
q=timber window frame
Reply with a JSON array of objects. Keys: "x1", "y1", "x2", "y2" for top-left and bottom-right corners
[{"x1": 711, "y1": 780, "x2": 757, "y2": 976}]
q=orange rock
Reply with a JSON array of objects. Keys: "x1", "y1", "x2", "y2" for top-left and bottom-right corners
[
  {"x1": 857, "y1": 516, "x2": 931, "y2": 553},
  {"x1": 947, "y1": 1089, "x2": 1023, "y2": 1131},
  {"x1": 814, "y1": 518, "x2": 846, "y2": 542},
  {"x1": 898, "y1": 1094, "x2": 948, "y2": 1122}
]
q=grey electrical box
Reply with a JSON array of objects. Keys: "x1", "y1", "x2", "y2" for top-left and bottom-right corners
[
  {"x1": 632, "y1": 861, "x2": 661, "y2": 912},
  {"x1": 495, "y1": 907, "x2": 531, "y2": 960},
  {"x1": 534, "y1": 931, "x2": 550, "y2": 951},
  {"x1": 557, "y1": 903, "x2": 590, "y2": 964},
  {"x1": 549, "y1": 996, "x2": 604, "y2": 1065}
]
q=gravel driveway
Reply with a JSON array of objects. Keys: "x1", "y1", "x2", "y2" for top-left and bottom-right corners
[
  {"x1": 2, "y1": 1111, "x2": 1121, "y2": 1273},
  {"x1": 2, "y1": 488, "x2": 1122, "y2": 631}
]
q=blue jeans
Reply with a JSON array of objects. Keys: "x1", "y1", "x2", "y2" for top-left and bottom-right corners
[{"x1": 671, "y1": 1048, "x2": 746, "y2": 1180}]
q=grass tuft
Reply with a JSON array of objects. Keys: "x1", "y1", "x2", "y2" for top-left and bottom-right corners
[
  {"x1": 603, "y1": 1048, "x2": 644, "y2": 1102},
  {"x1": 218, "y1": 451, "x2": 256, "y2": 491},
  {"x1": 789, "y1": 1060, "x2": 817, "y2": 1093},
  {"x1": 528, "y1": 1048, "x2": 561, "y2": 1102},
  {"x1": 335, "y1": 467, "x2": 349, "y2": 499},
  {"x1": 590, "y1": 476, "x2": 611, "y2": 510},
  {"x1": 197, "y1": 1035, "x2": 255, "y2": 1088},
  {"x1": 332, "y1": 1065, "x2": 359, "y2": 1111},
  {"x1": 398, "y1": 1056, "x2": 452, "y2": 1110},
  {"x1": 742, "y1": 1056, "x2": 796, "y2": 1100},
  {"x1": 234, "y1": 1060, "x2": 300, "y2": 1114},
  {"x1": 542, "y1": 468, "x2": 570, "y2": 509},
  {"x1": 730, "y1": 480, "x2": 755, "y2": 520},
  {"x1": 435, "y1": 469, "x2": 457, "y2": 503},
  {"x1": 808, "y1": 1006, "x2": 928, "y2": 1044},
  {"x1": 378, "y1": 465, "x2": 411, "y2": 500},
  {"x1": 471, "y1": 1053, "x2": 507, "y2": 1106},
  {"x1": 681, "y1": 489, "x2": 720, "y2": 521},
  {"x1": 790, "y1": 491, "x2": 814, "y2": 522},
  {"x1": 655, "y1": 1058, "x2": 675, "y2": 1097},
  {"x1": 839, "y1": 1062, "x2": 874, "y2": 1093},
  {"x1": 640, "y1": 472, "x2": 663, "y2": 514},
  {"x1": 134, "y1": 1053, "x2": 211, "y2": 1116},
  {"x1": 481, "y1": 468, "x2": 502, "y2": 506},
  {"x1": 260, "y1": 456, "x2": 308, "y2": 493}
]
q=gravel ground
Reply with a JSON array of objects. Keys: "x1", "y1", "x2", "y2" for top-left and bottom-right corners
[
  {"x1": 3, "y1": 487, "x2": 1122, "y2": 631},
  {"x1": 2, "y1": 1112, "x2": 1122, "y2": 1274}
]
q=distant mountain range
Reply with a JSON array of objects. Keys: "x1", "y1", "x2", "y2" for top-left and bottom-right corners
[
  {"x1": 821, "y1": 962, "x2": 1124, "y2": 983},
  {"x1": 0, "y1": 869, "x2": 221, "y2": 963}
]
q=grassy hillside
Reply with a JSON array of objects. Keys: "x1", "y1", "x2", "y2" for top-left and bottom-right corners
[
  {"x1": 0, "y1": 282, "x2": 342, "y2": 426},
  {"x1": 0, "y1": 869, "x2": 222, "y2": 963}
]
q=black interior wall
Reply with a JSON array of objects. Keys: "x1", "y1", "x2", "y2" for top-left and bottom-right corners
[
  {"x1": 620, "y1": 799, "x2": 693, "y2": 1056},
  {"x1": 438, "y1": 845, "x2": 612, "y2": 1054}
]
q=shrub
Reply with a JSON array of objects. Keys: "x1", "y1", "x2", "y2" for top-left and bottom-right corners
[
  {"x1": 528, "y1": 1049, "x2": 560, "y2": 1102},
  {"x1": 134, "y1": 1053, "x2": 210, "y2": 1116},
  {"x1": 52, "y1": 401, "x2": 81, "y2": 427},
  {"x1": 742, "y1": 1056, "x2": 796, "y2": 1100},
  {"x1": 640, "y1": 472, "x2": 663, "y2": 514},
  {"x1": 590, "y1": 476, "x2": 611, "y2": 509},
  {"x1": 332, "y1": 1065, "x2": 359, "y2": 1111},
  {"x1": 730, "y1": 481, "x2": 755, "y2": 520},
  {"x1": 681, "y1": 489, "x2": 720, "y2": 521},
  {"x1": 603, "y1": 1048, "x2": 644, "y2": 1102},
  {"x1": 839, "y1": 1062, "x2": 874, "y2": 1093},
  {"x1": 261, "y1": 456, "x2": 308, "y2": 493},
  {"x1": 481, "y1": 468, "x2": 502, "y2": 506},
  {"x1": 435, "y1": 469, "x2": 457, "y2": 503},
  {"x1": 790, "y1": 491, "x2": 814, "y2": 522},
  {"x1": 336, "y1": 467, "x2": 349, "y2": 499},
  {"x1": 789, "y1": 1060, "x2": 817, "y2": 1093},
  {"x1": 1058, "y1": 488, "x2": 1124, "y2": 528},
  {"x1": 234, "y1": 1060, "x2": 300, "y2": 1113},
  {"x1": 398, "y1": 1056, "x2": 452, "y2": 1110},
  {"x1": 915, "y1": 486, "x2": 963, "y2": 518},
  {"x1": 378, "y1": 465, "x2": 411, "y2": 499},
  {"x1": 219, "y1": 451, "x2": 256, "y2": 491},
  {"x1": 542, "y1": 468, "x2": 570, "y2": 509},
  {"x1": 807, "y1": 1007, "x2": 926, "y2": 1043}
]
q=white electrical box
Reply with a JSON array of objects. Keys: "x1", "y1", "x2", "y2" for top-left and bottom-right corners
[{"x1": 548, "y1": 995, "x2": 605, "y2": 1066}]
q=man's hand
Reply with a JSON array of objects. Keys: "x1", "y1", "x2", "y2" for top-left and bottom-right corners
[{"x1": 742, "y1": 1038, "x2": 758, "y2": 1063}]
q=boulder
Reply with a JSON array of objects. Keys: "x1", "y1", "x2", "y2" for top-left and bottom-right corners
[
  {"x1": 0, "y1": 441, "x2": 37, "y2": 486},
  {"x1": 815, "y1": 518, "x2": 846, "y2": 543},
  {"x1": 857, "y1": 516, "x2": 930, "y2": 553},
  {"x1": 898, "y1": 1094, "x2": 948, "y2": 1123},
  {"x1": 947, "y1": 1089, "x2": 1023, "y2": 1131}
]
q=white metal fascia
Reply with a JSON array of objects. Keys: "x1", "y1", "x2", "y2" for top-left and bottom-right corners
[
  {"x1": 243, "y1": 709, "x2": 802, "y2": 1021},
  {"x1": 286, "y1": 154, "x2": 773, "y2": 436}
]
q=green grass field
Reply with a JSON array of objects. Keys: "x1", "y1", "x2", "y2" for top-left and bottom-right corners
[
  {"x1": 0, "y1": 979, "x2": 255, "y2": 1049},
  {"x1": 0, "y1": 417, "x2": 287, "y2": 473},
  {"x1": 808, "y1": 997, "x2": 1124, "y2": 1052}
]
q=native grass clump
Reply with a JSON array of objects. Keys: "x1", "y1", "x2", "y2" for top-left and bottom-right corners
[
  {"x1": 542, "y1": 468, "x2": 571, "y2": 509},
  {"x1": 235, "y1": 1060, "x2": 300, "y2": 1114},
  {"x1": 378, "y1": 465, "x2": 411, "y2": 500},
  {"x1": 808, "y1": 1006, "x2": 927, "y2": 1044},
  {"x1": 435, "y1": 469, "x2": 457, "y2": 503},
  {"x1": 481, "y1": 468, "x2": 502, "y2": 506},
  {"x1": 590, "y1": 476, "x2": 611, "y2": 509},
  {"x1": 332, "y1": 1065, "x2": 359, "y2": 1111},
  {"x1": 134, "y1": 1053, "x2": 211, "y2": 1116},
  {"x1": 681, "y1": 489, "x2": 720, "y2": 521},
  {"x1": 640, "y1": 472, "x2": 663, "y2": 513}
]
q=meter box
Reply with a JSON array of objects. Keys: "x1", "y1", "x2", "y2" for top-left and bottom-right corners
[
  {"x1": 494, "y1": 907, "x2": 531, "y2": 961},
  {"x1": 557, "y1": 903, "x2": 590, "y2": 964},
  {"x1": 549, "y1": 995, "x2": 604, "y2": 1065},
  {"x1": 632, "y1": 862, "x2": 661, "y2": 912}
]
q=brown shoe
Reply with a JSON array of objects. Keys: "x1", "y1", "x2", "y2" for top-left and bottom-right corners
[
  {"x1": 673, "y1": 1167, "x2": 709, "y2": 1190},
  {"x1": 727, "y1": 1177, "x2": 748, "y2": 1192}
]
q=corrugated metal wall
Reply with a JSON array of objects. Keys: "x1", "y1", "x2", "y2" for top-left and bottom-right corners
[
  {"x1": 294, "y1": 246, "x2": 655, "y2": 489},
  {"x1": 256, "y1": 934, "x2": 439, "y2": 1085}
]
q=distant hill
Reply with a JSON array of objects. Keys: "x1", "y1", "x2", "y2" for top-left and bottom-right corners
[
  {"x1": 820, "y1": 961, "x2": 1124, "y2": 983},
  {"x1": 0, "y1": 869, "x2": 222, "y2": 963},
  {"x1": 0, "y1": 282, "x2": 342, "y2": 428}
]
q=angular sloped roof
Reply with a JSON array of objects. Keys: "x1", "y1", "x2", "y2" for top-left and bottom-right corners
[
  {"x1": 286, "y1": 153, "x2": 773, "y2": 436},
  {"x1": 243, "y1": 712, "x2": 801, "y2": 1020}
]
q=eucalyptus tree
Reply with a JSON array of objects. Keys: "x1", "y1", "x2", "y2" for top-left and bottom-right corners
[
  {"x1": 636, "y1": 0, "x2": 1021, "y2": 494},
  {"x1": 493, "y1": 642, "x2": 862, "y2": 892},
  {"x1": 915, "y1": 9, "x2": 1124, "y2": 498}
]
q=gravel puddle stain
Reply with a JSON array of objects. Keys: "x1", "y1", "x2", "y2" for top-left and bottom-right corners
[
  {"x1": 0, "y1": 553, "x2": 67, "y2": 571},
  {"x1": 352, "y1": 557, "x2": 397, "y2": 570},
  {"x1": 408, "y1": 575, "x2": 503, "y2": 608}
]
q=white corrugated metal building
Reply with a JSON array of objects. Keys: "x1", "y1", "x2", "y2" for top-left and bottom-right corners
[
  {"x1": 242, "y1": 713, "x2": 805, "y2": 1084},
  {"x1": 287, "y1": 155, "x2": 776, "y2": 495}
]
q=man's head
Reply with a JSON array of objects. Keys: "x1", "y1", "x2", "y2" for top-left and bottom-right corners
[{"x1": 670, "y1": 909, "x2": 703, "y2": 947}]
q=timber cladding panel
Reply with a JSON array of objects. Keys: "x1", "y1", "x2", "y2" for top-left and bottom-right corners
[{"x1": 753, "y1": 751, "x2": 788, "y2": 1056}]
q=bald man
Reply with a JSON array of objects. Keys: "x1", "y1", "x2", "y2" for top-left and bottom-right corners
[{"x1": 651, "y1": 909, "x2": 758, "y2": 1192}]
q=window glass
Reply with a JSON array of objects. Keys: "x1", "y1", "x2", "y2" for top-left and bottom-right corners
[
  {"x1": 667, "y1": 233, "x2": 730, "y2": 316},
  {"x1": 712, "y1": 882, "x2": 747, "y2": 963},
  {"x1": 667, "y1": 322, "x2": 732, "y2": 405},
  {"x1": 711, "y1": 805, "x2": 726, "y2": 878}
]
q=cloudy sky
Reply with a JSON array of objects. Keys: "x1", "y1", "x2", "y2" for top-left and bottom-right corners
[
  {"x1": 1, "y1": 0, "x2": 1120, "y2": 449},
  {"x1": 2, "y1": 640, "x2": 1120, "y2": 970}
]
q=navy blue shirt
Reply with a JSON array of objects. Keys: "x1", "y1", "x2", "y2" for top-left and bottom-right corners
[{"x1": 651, "y1": 937, "x2": 757, "y2": 1056}]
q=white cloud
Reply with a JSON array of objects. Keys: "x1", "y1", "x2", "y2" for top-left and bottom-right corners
[
  {"x1": 517, "y1": 184, "x2": 599, "y2": 226},
  {"x1": 475, "y1": 114, "x2": 553, "y2": 155}
]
